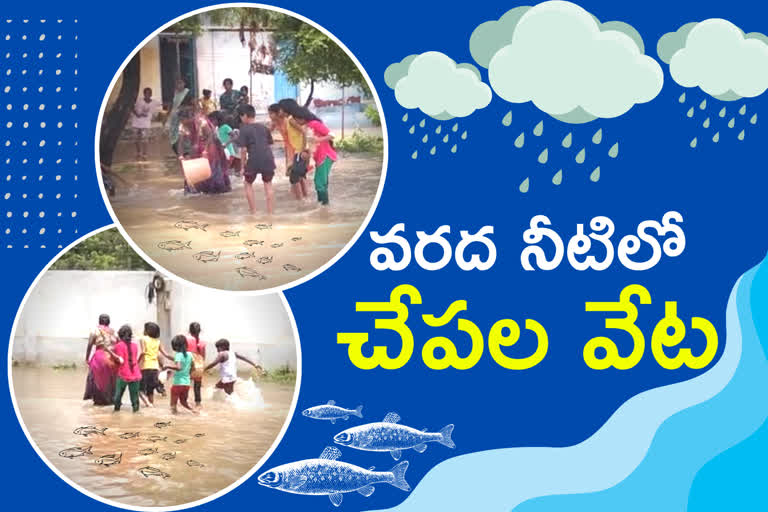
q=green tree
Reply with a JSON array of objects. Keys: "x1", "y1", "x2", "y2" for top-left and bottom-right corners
[{"x1": 51, "y1": 229, "x2": 153, "y2": 270}]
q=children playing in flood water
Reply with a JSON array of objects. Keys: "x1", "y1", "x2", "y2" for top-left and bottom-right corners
[
  {"x1": 238, "y1": 104, "x2": 277, "y2": 215},
  {"x1": 113, "y1": 325, "x2": 143, "y2": 413},
  {"x1": 164, "y1": 335, "x2": 198, "y2": 415},
  {"x1": 205, "y1": 339, "x2": 262, "y2": 395}
]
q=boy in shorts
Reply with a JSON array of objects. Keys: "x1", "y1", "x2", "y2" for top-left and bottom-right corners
[
  {"x1": 238, "y1": 104, "x2": 276, "y2": 215},
  {"x1": 204, "y1": 339, "x2": 263, "y2": 395},
  {"x1": 132, "y1": 87, "x2": 159, "y2": 161}
]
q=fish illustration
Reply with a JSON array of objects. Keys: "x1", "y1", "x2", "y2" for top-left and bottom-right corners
[
  {"x1": 58, "y1": 446, "x2": 92, "y2": 459},
  {"x1": 235, "y1": 251, "x2": 254, "y2": 260},
  {"x1": 256, "y1": 256, "x2": 273, "y2": 264},
  {"x1": 257, "y1": 446, "x2": 409, "y2": 507},
  {"x1": 220, "y1": 230, "x2": 240, "y2": 238},
  {"x1": 193, "y1": 433, "x2": 206, "y2": 438},
  {"x1": 282, "y1": 264, "x2": 302, "y2": 272},
  {"x1": 138, "y1": 447, "x2": 159, "y2": 456},
  {"x1": 118, "y1": 432, "x2": 141, "y2": 439},
  {"x1": 333, "y1": 412, "x2": 455, "y2": 460},
  {"x1": 254, "y1": 223, "x2": 272, "y2": 230},
  {"x1": 73, "y1": 426, "x2": 107, "y2": 437},
  {"x1": 138, "y1": 466, "x2": 170, "y2": 479},
  {"x1": 290, "y1": 236, "x2": 303, "y2": 242},
  {"x1": 154, "y1": 421, "x2": 172, "y2": 429},
  {"x1": 146, "y1": 435, "x2": 167, "y2": 442},
  {"x1": 186, "y1": 460, "x2": 205, "y2": 467},
  {"x1": 271, "y1": 242, "x2": 284, "y2": 248},
  {"x1": 158, "y1": 240, "x2": 192, "y2": 252},
  {"x1": 193, "y1": 250, "x2": 221, "y2": 263},
  {"x1": 160, "y1": 452, "x2": 176, "y2": 461},
  {"x1": 303, "y1": 400, "x2": 363, "y2": 424},
  {"x1": 236, "y1": 266, "x2": 266, "y2": 280},
  {"x1": 174, "y1": 439, "x2": 187, "y2": 444},
  {"x1": 96, "y1": 452, "x2": 122, "y2": 466},
  {"x1": 243, "y1": 239, "x2": 264, "y2": 247},
  {"x1": 174, "y1": 220, "x2": 208, "y2": 232}
]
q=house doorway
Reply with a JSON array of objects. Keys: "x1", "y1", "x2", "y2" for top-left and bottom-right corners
[{"x1": 159, "y1": 35, "x2": 198, "y2": 107}]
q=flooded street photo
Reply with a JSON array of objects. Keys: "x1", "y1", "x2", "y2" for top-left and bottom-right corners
[{"x1": 13, "y1": 367, "x2": 294, "y2": 507}]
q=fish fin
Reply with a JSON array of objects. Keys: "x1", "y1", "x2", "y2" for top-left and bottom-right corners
[
  {"x1": 330, "y1": 418, "x2": 336, "y2": 424},
  {"x1": 437, "y1": 424, "x2": 455, "y2": 449},
  {"x1": 329, "y1": 493, "x2": 343, "y2": 507},
  {"x1": 390, "y1": 449, "x2": 402, "y2": 461},
  {"x1": 413, "y1": 443, "x2": 427, "y2": 453},
  {"x1": 354, "y1": 405, "x2": 363, "y2": 418},
  {"x1": 389, "y1": 461, "x2": 410, "y2": 491},
  {"x1": 342, "y1": 415, "x2": 349, "y2": 421},
  {"x1": 357, "y1": 485, "x2": 376, "y2": 497},
  {"x1": 383, "y1": 412, "x2": 400, "y2": 424},
  {"x1": 286, "y1": 474, "x2": 308, "y2": 490},
  {"x1": 319, "y1": 446, "x2": 343, "y2": 461},
  {"x1": 368, "y1": 466, "x2": 376, "y2": 471},
  {"x1": 327, "y1": 399, "x2": 336, "y2": 405}
]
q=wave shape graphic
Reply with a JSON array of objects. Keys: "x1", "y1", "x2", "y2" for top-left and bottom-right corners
[{"x1": 370, "y1": 266, "x2": 756, "y2": 512}]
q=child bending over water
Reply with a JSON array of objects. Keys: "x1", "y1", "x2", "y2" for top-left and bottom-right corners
[
  {"x1": 113, "y1": 325, "x2": 143, "y2": 413},
  {"x1": 163, "y1": 335, "x2": 198, "y2": 415},
  {"x1": 204, "y1": 339, "x2": 262, "y2": 395}
]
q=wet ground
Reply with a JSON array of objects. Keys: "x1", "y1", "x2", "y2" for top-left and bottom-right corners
[
  {"x1": 12, "y1": 366, "x2": 295, "y2": 507},
  {"x1": 106, "y1": 132, "x2": 384, "y2": 290}
]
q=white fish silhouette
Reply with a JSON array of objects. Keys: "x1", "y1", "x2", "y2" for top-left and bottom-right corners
[
  {"x1": 333, "y1": 412, "x2": 454, "y2": 460},
  {"x1": 302, "y1": 400, "x2": 363, "y2": 424}
]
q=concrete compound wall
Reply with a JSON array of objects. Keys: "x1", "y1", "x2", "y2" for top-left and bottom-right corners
[{"x1": 12, "y1": 271, "x2": 297, "y2": 370}]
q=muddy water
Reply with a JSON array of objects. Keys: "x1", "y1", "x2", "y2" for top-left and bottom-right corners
[
  {"x1": 12, "y1": 367, "x2": 295, "y2": 507},
  {"x1": 107, "y1": 138, "x2": 384, "y2": 290}
]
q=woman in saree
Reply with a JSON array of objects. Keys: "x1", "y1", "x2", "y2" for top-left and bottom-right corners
[
  {"x1": 168, "y1": 78, "x2": 190, "y2": 155},
  {"x1": 83, "y1": 314, "x2": 118, "y2": 406},
  {"x1": 177, "y1": 106, "x2": 232, "y2": 194}
]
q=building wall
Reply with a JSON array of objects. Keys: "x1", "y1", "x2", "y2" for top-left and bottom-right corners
[
  {"x1": 12, "y1": 271, "x2": 297, "y2": 370},
  {"x1": 138, "y1": 38, "x2": 162, "y2": 102}
]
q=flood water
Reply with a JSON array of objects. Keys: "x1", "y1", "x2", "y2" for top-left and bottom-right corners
[
  {"x1": 12, "y1": 366, "x2": 295, "y2": 507},
  {"x1": 107, "y1": 135, "x2": 384, "y2": 290}
]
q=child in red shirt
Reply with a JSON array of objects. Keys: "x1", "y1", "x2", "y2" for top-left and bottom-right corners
[{"x1": 113, "y1": 325, "x2": 143, "y2": 413}]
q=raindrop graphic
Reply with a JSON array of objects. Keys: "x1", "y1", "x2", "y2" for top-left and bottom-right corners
[
  {"x1": 713, "y1": 131, "x2": 720, "y2": 143},
  {"x1": 519, "y1": 177, "x2": 530, "y2": 193},
  {"x1": 719, "y1": 107, "x2": 726, "y2": 118},
  {"x1": 608, "y1": 142, "x2": 619, "y2": 159},
  {"x1": 538, "y1": 148, "x2": 549, "y2": 164},
  {"x1": 592, "y1": 128, "x2": 603, "y2": 144},
  {"x1": 409, "y1": 125, "x2": 415, "y2": 134},
  {"x1": 452, "y1": 123, "x2": 458, "y2": 132},
  {"x1": 703, "y1": 117, "x2": 710, "y2": 128},
  {"x1": 451, "y1": 144, "x2": 457, "y2": 153},
  {"x1": 502, "y1": 111, "x2": 512, "y2": 126},
  {"x1": 552, "y1": 170, "x2": 563, "y2": 185},
  {"x1": 738, "y1": 130, "x2": 745, "y2": 141},
  {"x1": 740, "y1": 104, "x2": 747, "y2": 115},
  {"x1": 690, "y1": 137, "x2": 698, "y2": 148},
  {"x1": 435, "y1": 125, "x2": 442, "y2": 134},
  {"x1": 461, "y1": 131, "x2": 468, "y2": 140},
  {"x1": 442, "y1": 134, "x2": 449, "y2": 143},
  {"x1": 728, "y1": 118, "x2": 735, "y2": 129},
  {"x1": 679, "y1": 92, "x2": 686, "y2": 103},
  {"x1": 699, "y1": 99, "x2": 707, "y2": 110},
  {"x1": 590, "y1": 166, "x2": 601, "y2": 182},
  {"x1": 430, "y1": 146, "x2": 436, "y2": 155},
  {"x1": 562, "y1": 132, "x2": 572, "y2": 148},
  {"x1": 533, "y1": 120, "x2": 544, "y2": 136},
  {"x1": 422, "y1": 134, "x2": 428, "y2": 143},
  {"x1": 402, "y1": 113, "x2": 408, "y2": 122},
  {"x1": 750, "y1": 113, "x2": 758, "y2": 125},
  {"x1": 419, "y1": 119, "x2": 426, "y2": 128},
  {"x1": 514, "y1": 133, "x2": 525, "y2": 148},
  {"x1": 575, "y1": 148, "x2": 586, "y2": 164},
  {"x1": 411, "y1": 150, "x2": 418, "y2": 159},
  {"x1": 687, "y1": 107, "x2": 694, "y2": 118}
]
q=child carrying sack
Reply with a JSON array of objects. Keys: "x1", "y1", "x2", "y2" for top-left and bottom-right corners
[{"x1": 288, "y1": 153, "x2": 309, "y2": 184}]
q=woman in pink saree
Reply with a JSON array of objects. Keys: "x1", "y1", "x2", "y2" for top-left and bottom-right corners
[{"x1": 83, "y1": 314, "x2": 118, "y2": 406}]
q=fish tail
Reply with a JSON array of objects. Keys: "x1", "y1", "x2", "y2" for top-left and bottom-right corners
[
  {"x1": 353, "y1": 405, "x2": 363, "y2": 418},
  {"x1": 116, "y1": 452, "x2": 123, "y2": 463},
  {"x1": 437, "y1": 424, "x2": 455, "y2": 449},
  {"x1": 100, "y1": 427, "x2": 108, "y2": 435},
  {"x1": 201, "y1": 224, "x2": 208, "y2": 231},
  {"x1": 84, "y1": 446, "x2": 93, "y2": 454},
  {"x1": 184, "y1": 241, "x2": 192, "y2": 248},
  {"x1": 388, "y1": 461, "x2": 410, "y2": 492}
]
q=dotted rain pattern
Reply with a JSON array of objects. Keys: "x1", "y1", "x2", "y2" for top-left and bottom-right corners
[{"x1": 1, "y1": 18, "x2": 80, "y2": 249}]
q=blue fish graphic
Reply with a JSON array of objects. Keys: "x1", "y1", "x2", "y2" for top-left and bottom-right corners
[
  {"x1": 257, "y1": 446, "x2": 409, "y2": 507},
  {"x1": 333, "y1": 412, "x2": 455, "y2": 460},
  {"x1": 302, "y1": 400, "x2": 363, "y2": 424}
]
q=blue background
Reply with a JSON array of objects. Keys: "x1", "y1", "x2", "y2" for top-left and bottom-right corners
[{"x1": 1, "y1": 0, "x2": 767, "y2": 510}]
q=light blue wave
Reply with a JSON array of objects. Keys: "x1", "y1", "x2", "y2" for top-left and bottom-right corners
[{"x1": 369, "y1": 269, "x2": 752, "y2": 512}]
